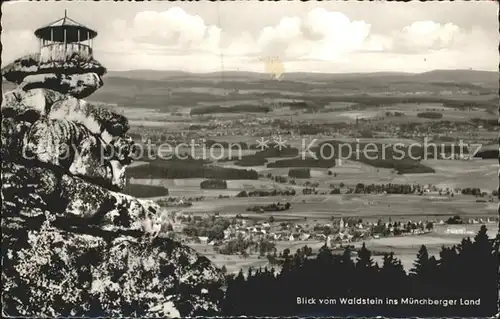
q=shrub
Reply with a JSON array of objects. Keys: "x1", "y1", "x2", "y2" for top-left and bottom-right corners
[
  {"x1": 122, "y1": 184, "x2": 169, "y2": 198},
  {"x1": 127, "y1": 161, "x2": 259, "y2": 180},
  {"x1": 268, "y1": 158, "x2": 335, "y2": 168},
  {"x1": 288, "y1": 168, "x2": 311, "y2": 178},
  {"x1": 200, "y1": 179, "x2": 228, "y2": 189},
  {"x1": 417, "y1": 112, "x2": 443, "y2": 119}
]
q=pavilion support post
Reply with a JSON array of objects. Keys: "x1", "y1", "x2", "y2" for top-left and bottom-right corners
[
  {"x1": 77, "y1": 29, "x2": 81, "y2": 57},
  {"x1": 64, "y1": 28, "x2": 67, "y2": 59},
  {"x1": 50, "y1": 28, "x2": 54, "y2": 61}
]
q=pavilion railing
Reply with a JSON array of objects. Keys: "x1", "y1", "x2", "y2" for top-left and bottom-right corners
[{"x1": 39, "y1": 42, "x2": 93, "y2": 64}]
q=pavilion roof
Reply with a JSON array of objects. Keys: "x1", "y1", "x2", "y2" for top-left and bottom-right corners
[{"x1": 34, "y1": 11, "x2": 97, "y2": 42}]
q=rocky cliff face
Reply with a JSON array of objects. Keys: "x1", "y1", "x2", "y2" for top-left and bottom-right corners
[{"x1": 2, "y1": 53, "x2": 225, "y2": 317}]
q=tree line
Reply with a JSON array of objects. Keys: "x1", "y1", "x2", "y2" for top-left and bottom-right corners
[
  {"x1": 352, "y1": 183, "x2": 423, "y2": 195},
  {"x1": 269, "y1": 159, "x2": 336, "y2": 169},
  {"x1": 315, "y1": 140, "x2": 438, "y2": 174},
  {"x1": 121, "y1": 183, "x2": 169, "y2": 198},
  {"x1": 190, "y1": 104, "x2": 271, "y2": 115},
  {"x1": 200, "y1": 179, "x2": 228, "y2": 189},
  {"x1": 127, "y1": 161, "x2": 258, "y2": 180},
  {"x1": 246, "y1": 202, "x2": 291, "y2": 213},
  {"x1": 222, "y1": 226, "x2": 498, "y2": 317},
  {"x1": 215, "y1": 236, "x2": 277, "y2": 256},
  {"x1": 417, "y1": 112, "x2": 444, "y2": 119},
  {"x1": 236, "y1": 189, "x2": 296, "y2": 197},
  {"x1": 233, "y1": 146, "x2": 299, "y2": 166}
]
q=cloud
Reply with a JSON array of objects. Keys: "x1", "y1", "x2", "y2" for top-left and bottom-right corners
[
  {"x1": 1, "y1": 6, "x2": 495, "y2": 73},
  {"x1": 248, "y1": 9, "x2": 374, "y2": 60},
  {"x1": 392, "y1": 21, "x2": 461, "y2": 53},
  {"x1": 103, "y1": 8, "x2": 222, "y2": 55},
  {"x1": 97, "y1": 7, "x2": 480, "y2": 63},
  {"x1": 1, "y1": 29, "x2": 39, "y2": 64}
]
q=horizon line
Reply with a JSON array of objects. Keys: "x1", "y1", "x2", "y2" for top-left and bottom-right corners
[{"x1": 104, "y1": 68, "x2": 496, "y2": 75}]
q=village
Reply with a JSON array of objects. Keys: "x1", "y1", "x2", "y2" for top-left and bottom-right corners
[
  {"x1": 162, "y1": 208, "x2": 498, "y2": 258},
  {"x1": 2, "y1": 1, "x2": 497, "y2": 317},
  {"x1": 128, "y1": 107, "x2": 496, "y2": 149}
]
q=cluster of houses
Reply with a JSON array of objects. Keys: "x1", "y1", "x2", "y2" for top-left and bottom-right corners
[
  {"x1": 443, "y1": 217, "x2": 497, "y2": 225},
  {"x1": 168, "y1": 208, "x2": 499, "y2": 249},
  {"x1": 129, "y1": 101, "x2": 493, "y2": 153}
]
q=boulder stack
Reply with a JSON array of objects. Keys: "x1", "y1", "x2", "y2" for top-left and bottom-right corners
[
  {"x1": 1, "y1": 53, "x2": 226, "y2": 317},
  {"x1": 2, "y1": 53, "x2": 106, "y2": 98}
]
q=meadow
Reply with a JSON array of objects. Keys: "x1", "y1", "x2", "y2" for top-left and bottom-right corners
[
  {"x1": 4, "y1": 69, "x2": 496, "y2": 276},
  {"x1": 178, "y1": 193, "x2": 496, "y2": 221},
  {"x1": 188, "y1": 223, "x2": 499, "y2": 275}
]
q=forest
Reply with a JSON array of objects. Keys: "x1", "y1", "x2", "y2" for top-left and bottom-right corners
[
  {"x1": 126, "y1": 161, "x2": 259, "y2": 180},
  {"x1": 222, "y1": 226, "x2": 498, "y2": 317}
]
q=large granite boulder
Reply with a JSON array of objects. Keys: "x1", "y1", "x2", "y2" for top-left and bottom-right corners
[
  {"x1": 1, "y1": 162, "x2": 162, "y2": 233},
  {"x1": 2, "y1": 88, "x2": 132, "y2": 189},
  {"x1": 1, "y1": 118, "x2": 31, "y2": 160},
  {"x1": 2, "y1": 53, "x2": 106, "y2": 84},
  {"x1": 49, "y1": 97, "x2": 129, "y2": 138},
  {"x1": 20, "y1": 72, "x2": 103, "y2": 98},
  {"x1": 1, "y1": 88, "x2": 65, "y2": 123},
  {"x1": 2, "y1": 220, "x2": 225, "y2": 317},
  {"x1": 0, "y1": 53, "x2": 39, "y2": 84},
  {"x1": 22, "y1": 118, "x2": 98, "y2": 171},
  {"x1": 21, "y1": 118, "x2": 132, "y2": 190},
  {"x1": 1, "y1": 88, "x2": 129, "y2": 138},
  {"x1": 2, "y1": 58, "x2": 226, "y2": 316}
]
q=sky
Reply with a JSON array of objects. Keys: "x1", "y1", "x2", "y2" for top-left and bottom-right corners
[{"x1": 2, "y1": 1, "x2": 498, "y2": 73}]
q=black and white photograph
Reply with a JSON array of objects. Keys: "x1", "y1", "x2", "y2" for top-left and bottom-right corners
[{"x1": 1, "y1": 0, "x2": 499, "y2": 317}]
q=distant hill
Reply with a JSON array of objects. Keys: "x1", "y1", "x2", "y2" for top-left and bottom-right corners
[
  {"x1": 105, "y1": 69, "x2": 497, "y2": 85},
  {"x1": 2, "y1": 69, "x2": 497, "y2": 111},
  {"x1": 411, "y1": 70, "x2": 498, "y2": 85},
  {"x1": 106, "y1": 70, "x2": 274, "y2": 82},
  {"x1": 106, "y1": 69, "x2": 193, "y2": 81}
]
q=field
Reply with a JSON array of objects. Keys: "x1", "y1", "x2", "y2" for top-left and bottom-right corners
[
  {"x1": 188, "y1": 243, "x2": 270, "y2": 274},
  {"x1": 188, "y1": 224, "x2": 499, "y2": 274},
  {"x1": 392, "y1": 159, "x2": 498, "y2": 191},
  {"x1": 149, "y1": 157, "x2": 497, "y2": 193},
  {"x1": 127, "y1": 141, "x2": 497, "y2": 274},
  {"x1": 118, "y1": 101, "x2": 494, "y2": 127},
  {"x1": 129, "y1": 178, "x2": 242, "y2": 198},
  {"x1": 4, "y1": 69, "x2": 496, "y2": 276},
  {"x1": 355, "y1": 224, "x2": 499, "y2": 272},
  {"x1": 179, "y1": 194, "x2": 496, "y2": 221}
]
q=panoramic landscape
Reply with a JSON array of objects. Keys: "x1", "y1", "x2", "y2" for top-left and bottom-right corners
[
  {"x1": 1, "y1": 1, "x2": 498, "y2": 318},
  {"x1": 31, "y1": 67, "x2": 499, "y2": 271}
]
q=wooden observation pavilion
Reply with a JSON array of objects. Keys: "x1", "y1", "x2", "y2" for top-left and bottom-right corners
[{"x1": 34, "y1": 10, "x2": 97, "y2": 64}]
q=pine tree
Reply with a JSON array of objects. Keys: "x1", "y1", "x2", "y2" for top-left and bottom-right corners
[
  {"x1": 223, "y1": 269, "x2": 246, "y2": 315},
  {"x1": 317, "y1": 244, "x2": 333, "y2": 264},
  {"x1": 356, "y1": 242, "x2": 375, "y2": 270},
  {"x1": 380, "y1": 252, "x2": 405, "y2": 283},
  {"x1": 473, "y1": 225, "x2": 493, "y2": 255},
  {"x1": 335, "y1": 247, "x2": 354, "y2": 294},
  {"x1": 410, "y1": 245, "x2": 430, "y2": 277},
  {"x1": 470, "y1": 226, "x2": 497, "y2": 299},
  {"x1": 247, "y1": 267, "x2": 253, "y2": 279},
  {"x1": 354, "y1": 243, "x2": 376, "y2": 295},
  {"x1": 235, "y1": 269, "x2": 245, "y2": 283}
]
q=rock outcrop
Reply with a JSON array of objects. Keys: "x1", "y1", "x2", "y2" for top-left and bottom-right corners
[
  {"x1": 20, "y1": 72, "x2": 103, "y2": 98},
  {"x1": 2, "y1": 52, "x2": 226, "y2": 317},
  {"x1": 2, "y1": 53, "x2": 106, "y2": 98}
]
